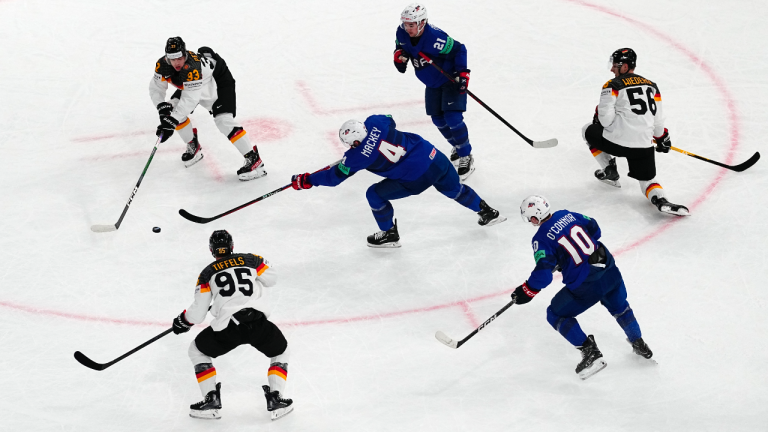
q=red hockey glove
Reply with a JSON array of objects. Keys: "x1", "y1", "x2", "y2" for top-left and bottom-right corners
[
  {"x1": 654, "y1": 128, "x2": 671, "y2": 153},
  {"x1": 172, "y1": 311, "x2": 192, "y2": 335},
  {"x1": 456, "y1": 71, "x2": 470, "y2": 94},
  {"x1": 394, "y1": 49, "x2": 409, "y2": 63},
  {"x1": 511, "y1": 282, "x2": 539, "y2": 305},
  {"x1": 291, "y1": 173, "x2": 313, "y2": 190}
]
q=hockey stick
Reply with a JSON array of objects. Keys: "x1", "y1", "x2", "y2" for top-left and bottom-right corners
[
  {"x1": 91, "y1": 133, "x2": 164, "y2": 232},
  {"x1": 670, "y1": 146, "x2": 760, "y2": 172},
  {"x1": 74, "y1": 328, "x2": 173, "y2": 371},
  {"x1": 435, "y1": 298, "x2": 516, "y2": 349},
  {"x1": 417, "y1": 53, "x2": 557, "y2": 149},
  {"x1": 179, "y1": 159, "x2": 343, "y2": 224}
]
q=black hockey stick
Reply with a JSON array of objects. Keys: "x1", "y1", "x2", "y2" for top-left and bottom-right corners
[
  {"x1": 91, "y1": 133, "x2": 164, "y2": 232},
  {"x1": 74, "y1": 328, "x2": 173, "y2": 371},
  {"x1": 435, "y1": 298, "x2": 516, "y2": 349},
  {"x1": 179, "y1": 159, "x2": 342, "y2": 224},
  {"x1": 671, "y1": 146, "x2": 760, "y2": 172},
  {"x1": 417, "y1": 53, "x2": 557, "y2": 149}
]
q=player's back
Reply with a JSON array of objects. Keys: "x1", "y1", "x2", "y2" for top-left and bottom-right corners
[{"x1": 599, "y1": 73, "x2": 664, "y2": 148}]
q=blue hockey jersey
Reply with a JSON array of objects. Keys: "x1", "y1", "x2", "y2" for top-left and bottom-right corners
[
  {"x1": 527, "y1": 210, "x2": 611, "y2": 291},
  {"x1": 309, "y1": 115, "x2": 437, "y2": 187},
  {"x1": 395, "y1": 24, "x2": 468, "y2": 89}
]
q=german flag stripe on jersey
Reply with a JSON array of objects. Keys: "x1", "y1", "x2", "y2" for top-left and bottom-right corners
[
  {"x1": 196, "y1": 366, "x2": 216, "y2": 383},
  {"x1": 268, "y1": 365, "x2": 287, "y2": 380},
  {"x1": 229, "y1": 129, "x2": 247, "y2": 144},
  {"x1": 256, "y1": 262, "x2": 269, "y2": 276},
  {"x1": 175, "y1": 118, "x2": 190, "y2": 130},
  {"x1": 645, "y1": 183, "x2": 663, "y2": 198},
  {"x1": 590, "y1": 148, "x2": 603, "y2": 157},
  {"x1": 199, "y1": 282, "x2": 211, "y2": 293},
  {"x1": 611, "y1": 89, "x2": 619, "y2": 97},
  {"x1": 654, "y1": 91, "x2": 662, "y2": 101}
]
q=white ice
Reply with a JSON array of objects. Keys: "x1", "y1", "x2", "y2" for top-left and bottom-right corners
[{"x1": 1, "y1": 0, "x2": 767, "y2": 431}]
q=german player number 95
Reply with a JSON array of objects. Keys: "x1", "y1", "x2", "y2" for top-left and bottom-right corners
[{"x1": 214, "y1": 268, "x2": 254, "y2": 297}]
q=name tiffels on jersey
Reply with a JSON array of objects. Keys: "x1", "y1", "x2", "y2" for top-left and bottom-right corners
[
  {"x1": 212, "y1": 256, "x2": 246, "y2": 271},
  {"x1": 361, "y1": 126, "x2": 382, "y2": 157},
  {"x1": 545, "y1": 213, "x2": 578, "y2": 240}
]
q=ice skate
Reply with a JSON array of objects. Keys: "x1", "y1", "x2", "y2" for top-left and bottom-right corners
[
  {"x1": 594, "y1": 158, "x2": 620, "y2": 188},
  {"x1": 237, "y1": 150, "x2": 267, "y2": 181},
  {"x1": 651, "y1": 196, "x2": 690, "y2": 216},
  {"x1": 575, "y1": 335, "x2": 607, "y2": 380},
  {"x1": 181, "y1": 128, "x2": 204, "y2": 168},
  {"x1": 477, "y1": 200, "x2": 506, "y2": 227},
  {"x1": 450, "y1": 147, "x2": 460, "y2": 169},
  {"x1": 629, "y1": 337, "x2": 653, "y2": 359},
  {"x1": 189, "y1": 382, "x2": 222, "y2": 420},
  {"x1": 262, "y1": 385, "x2": 294, "y2": 421},
  {"x1": 457, "y1": 154, "x2": 475, "y2": 181},
  {"x1": 367, "y1": 219, "x2": 401, "y2": 248}
]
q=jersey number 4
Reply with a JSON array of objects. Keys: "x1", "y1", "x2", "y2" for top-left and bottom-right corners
[
  {"x1": 557, "y1": 226, "x2": 595, "y2": 265},
  {"x1": 379, "y1": 140, "x2": 407, "y2": 163},
  {"x1": 215, "y1": 268, "x2": 254, "y2": 297},
  {"x1": 627, "y1": 87, "x2": 658, "y2": 116}
]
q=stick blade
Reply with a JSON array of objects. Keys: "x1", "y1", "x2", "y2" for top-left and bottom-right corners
[
  {"x1": 178, "y1": 209, "x2": 211, "y2": 224},
  {"x1": 74, "y1": 351, "x2": 107, "y2": 371},
  {"x1": 731, "y1": 151, "x2": 760, "y2": 172},
  {"x1": 435, "y1": 331, "x2": 459, "y2": 349},
  {"x1": 90, "y1": 224, "x2": 117, "y2": 233},
  {"x1": 532, "y1": 138, "x2": 558, "y2": 149}
]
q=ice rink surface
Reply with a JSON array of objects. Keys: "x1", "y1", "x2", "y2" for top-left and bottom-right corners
[{"x1": 1, "y1": 0, "x2": 767, "y2": 430}]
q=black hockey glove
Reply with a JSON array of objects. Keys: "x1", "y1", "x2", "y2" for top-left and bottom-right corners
[
  {"x1": 197, "y1": 46, "x2": 215, "y2": 59},
  {"x1": 156, "y1": 115, "x2": 179, "y2": 143},
  {"x1": 592, "y1": 105, "x2": 600, "y2": 125},
  {"x1": 511, "y1": 282, "x2": 539, "y2": 305},
  {"x1": 654, "y1": 128, "x2": 671, "y2": 153},
  {"x1": 156, "y1": 102, "x2": 173, "y2": 117},
  {"x1": 394, "y1": 49, "x2": 409, "y2": 73},
  {"x1": 172, "y1": 311, "x2": 192, "y2": 334}
]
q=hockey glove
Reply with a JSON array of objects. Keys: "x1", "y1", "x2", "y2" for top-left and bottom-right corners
[
  {"x1": 592, "y1": 105, "x2": 600, "y2": 125},
  {"x1": 654, "y1": 128, "x2": 671, "y2": 153},
  {"x1": 156, "y1": 102, "x2": 173, "y2": 117},
  {"x1": 156, "y1": 115, "x2": 179, "y2": 143},
  {"x1": 291, "y1": 173, "x2": 312, "y2": 190},
  {"x1": 456, "y1": 71, "x2": 470, "y2": 94},
  {"x1": 511, "y1": 282, "x2": 539, "y2": 305},
  {"x1": 394, "y1": 49, "x2": 409, "y2": 74},
  {"x1": 172, "y1": 311, "x2": 192, "y2": 334}
]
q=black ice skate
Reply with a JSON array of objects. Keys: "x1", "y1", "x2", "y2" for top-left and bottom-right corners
[
  {"x1": 629, "y1": 337, "x2": 653, "y2": 359},
  {"x1": 237, "y1": 150, "x2": 267, "y2": 181},
  {"x1": 594, "y1": 158, "x2": 621, "y2": 188},
  {"x1": 262, "y1": 385, "x2": 294, "y2": 421},
  {"x1": 181, "y1": 128, "x2": 204, "y2": 168},
  {"x1": 367, "y1": 219, "x2": 401, "y2": 248},
  {"x1": 651, "y1": 196, "x2": 690, "y2": 216},
  {"x1": 450, "y1": 147, "x2": 460, "y2": 169},
  {"x1": 575, "y1": 335, "x2": 607, "y2": 380},
  {"x1": 189, "y1": 382, "x2": 222, "y2": 420},
  {"x1": 458, "y1": 154, "x2": 475, "y2": 181},
  {"x1": 477, "y1": 200, "x2": 507, "y2": 227}
]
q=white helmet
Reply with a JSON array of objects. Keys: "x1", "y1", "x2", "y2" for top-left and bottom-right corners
[
  {"x1": 339, "y1": 120, "x2": 367, "y2": 148},
  {"x1": 401, "y1": 3, "x2": 428, "y2": 31},
  {"x1": 520, "y1": 195, "x2": 551, "y2": 226}
]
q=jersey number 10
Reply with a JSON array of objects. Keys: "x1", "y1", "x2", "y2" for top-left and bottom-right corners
[{"x1": 557, "y1": 226, "x2": 596, "y2": 265}]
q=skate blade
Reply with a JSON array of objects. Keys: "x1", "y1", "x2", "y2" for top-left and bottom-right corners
[
  {"x1": 238, "y1": 168, "x2": 268, "y2": 181},
  {"x1": 367, "y1": 241, "x2": 401, "y2": 248},
  {"x1": 183, "y1": 152, "x2": 204, "y2": 168},
  {"x1": 578, "y1": 359, "x2": 607, "y2": 380},
  {"x1": 189, "y1": 408, "x2": 221, "y2": 420},
  {"x1": 598, "y1": 178, "x2": 621, "y2": 188},
  {"x1": 270, "y1": 405, "x2": 294, "y2": 421},
  {"x1": 480, "y1": 215, "x2": 507, "y2": 227},
  {"x1": 459, "y1": 166, "x2": 476, "y2": 182},
  {"x1": 659, "y1": 205, "x2": 690, "y2": 216}
]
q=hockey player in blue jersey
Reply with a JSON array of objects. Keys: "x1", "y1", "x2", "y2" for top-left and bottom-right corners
[
  {"x1": 511, "y1": 195, "x2": 653, "y2": 380},
  {"x1": 290, "y1": 115, "x2": 506, "y2": 248},
  {"x1": 393, "y1": 3, "x2": 475, "y2": 181}
]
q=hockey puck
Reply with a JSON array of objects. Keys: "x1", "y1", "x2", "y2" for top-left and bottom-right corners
[{"x1": 152, "y1": 227, "x2": 161, "y2": 233}]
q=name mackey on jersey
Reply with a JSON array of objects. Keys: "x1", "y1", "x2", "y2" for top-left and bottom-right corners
[
  {"x1": 309, "y1": 115, "x2": 437, "y2": 187},
  {"x1": 527, "y1": 210, "x2": 605, "y2": 291},
  {"x1": 395, "y1": 24, "x2": 468, "y2": 88},
  {"x1": 185, "y1": 253, "x2": 277, "y2": 331}
]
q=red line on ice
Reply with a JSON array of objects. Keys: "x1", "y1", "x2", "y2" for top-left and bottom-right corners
[{"x1": 3, "y1": 5, "x2": 742, "y2": 328}]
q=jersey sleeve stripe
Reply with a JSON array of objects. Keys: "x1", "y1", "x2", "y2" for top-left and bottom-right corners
[
  {"x1": 199, "y1": 283, "x2": 211, "y2": 293},
  {"x1": 611, "y1": 89, "x2": 619, "y2": 97},
  {"x1": 256, "y1": 262, "x2": 269, "y2": 276},
  {"x1": 654, "y1": 92, "x2": 662, "y2": 101}
]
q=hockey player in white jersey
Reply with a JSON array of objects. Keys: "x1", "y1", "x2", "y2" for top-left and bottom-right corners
[
  {"x1": 171, "y1": 230, "x2": 293, "y2": 420},
  {"x1": 150, "y1": 37, "x2": 266, "y2": 181},
  {"x1": 582, "y1": 48, "x2": 689, "y2": 216}
]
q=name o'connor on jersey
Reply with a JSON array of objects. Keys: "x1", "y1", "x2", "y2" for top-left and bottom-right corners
[{"x1": 542, "y1": 213, "x2": 578, "y2": 240}]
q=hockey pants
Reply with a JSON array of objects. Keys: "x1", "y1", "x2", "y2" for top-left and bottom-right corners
[{"x1": 366, "y1": 150, "x2": 482, "y2": 231}]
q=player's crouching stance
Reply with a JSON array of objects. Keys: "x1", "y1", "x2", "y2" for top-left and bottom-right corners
[
  {"x1": 583, "y1": 48, "x2": 688, "y2": 216},
  {"x1": 290, "y1": 115, "x2": 506, "y2": 248},
  {"x1": 513, "y1": 196, "x2": 653, "y2": 380},
  {"x1": 150, "y1": 37, "x2": 266, "y2": 181},
  {"x1": 172, "y1": 230, "x2": 293, "y2": 420}
]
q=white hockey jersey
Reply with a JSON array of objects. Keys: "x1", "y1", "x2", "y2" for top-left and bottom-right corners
[
  {"x1": 149, "y1": 51, "x2": 218, "y2": 123},
  {"x1": 184, "y1": 253, "x2": 278, "y2": 331},
  {"x1": 597, "y1": 73, "x2": 665, "y2": 148}
]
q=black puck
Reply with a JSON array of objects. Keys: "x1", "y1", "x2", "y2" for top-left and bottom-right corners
[{"x1": 152, "y1": 227, "x2": 161, "y2": 233}]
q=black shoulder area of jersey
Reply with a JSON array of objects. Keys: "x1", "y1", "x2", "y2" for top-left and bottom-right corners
[
  {"x1": 609, "y1": 73, "x2": 658, "y2": 91},
  {"x1": 155, "y1": 56, "x2": 175, "y2": 78},
  {"x1": 197, "y1": 253, "x2": 265, "y2": 284}
]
